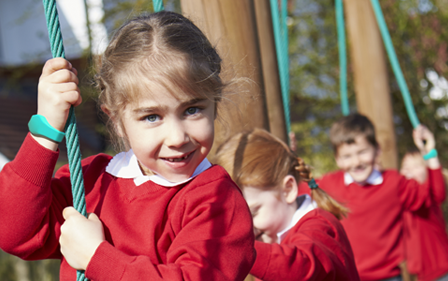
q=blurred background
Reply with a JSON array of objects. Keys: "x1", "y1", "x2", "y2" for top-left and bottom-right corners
[{"x1": 1, "y1": 0, "x2": 448, "y2": 279}]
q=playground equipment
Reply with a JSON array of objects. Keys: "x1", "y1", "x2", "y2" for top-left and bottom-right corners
[{"x1": 40, "y1": 1, "x2": 290, "y2": 279}]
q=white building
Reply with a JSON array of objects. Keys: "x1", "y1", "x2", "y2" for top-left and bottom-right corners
[{"x1": 0, "y1": 0, "x2": 108, "y2": 67}]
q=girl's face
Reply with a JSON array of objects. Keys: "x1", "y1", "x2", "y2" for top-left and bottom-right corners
[
  {"x1": 243, "y1": 186, "x2": 292, "y2": 244},
  {"x1": 117, "y1": 84, "x2": 215, "y2": 182},
  {"x1": 400, "y1": 154, "x2": 427, "y2": 184}
]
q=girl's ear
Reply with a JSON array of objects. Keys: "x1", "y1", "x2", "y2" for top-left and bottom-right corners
[
  {"x1": 282, "y1": 175, "x2": 299, "y2": 204},
  {"x1": 101, "y1": 105, "x2": 125, "y2": 138}
]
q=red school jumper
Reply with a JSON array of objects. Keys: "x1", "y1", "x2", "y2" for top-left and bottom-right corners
[
  {"x1": 316, "y1": 169, "x2": 444, "y2": 281},
  {"x1": 0, "y1": 134, "x2": 256, "y2": 281},
  {"x1": 403, "y1": 172, "x2": 448, "y2": 281},
  {"x1": 251, "y1": 207, "x2": 360, "y2": 281}
]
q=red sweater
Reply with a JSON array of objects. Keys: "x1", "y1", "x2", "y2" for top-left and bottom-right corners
[
  {"x1": 0, "y1": 134, "x2": 256, "y2": 281},
  {"x1": 403, "y1": 169, "x2": 448, "y2": 281},
  {"x1": 250, "y1": 208, "x2": 361, "y2": 281},
  {"x1": 316, "y1": 169, "x2": 444, "y2": 281}
]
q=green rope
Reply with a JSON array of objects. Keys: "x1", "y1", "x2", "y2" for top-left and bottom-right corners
[
  {"x1": 42, "y1": 0, "x2": 88, "y2": 280},
  {"x1": 153, "y1": 0, "x2": 164, "y2": 12},
  {"x1": 370, "y1": 0, "x2": 420, "y2": 128},
  {"x1": 270, "y1": 0, "x2": 291, "y2": 136},
  {"x1": 335, "y1": 0, "x2": 349, "y2": 116}
]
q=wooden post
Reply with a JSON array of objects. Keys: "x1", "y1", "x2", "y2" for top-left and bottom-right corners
[
  {"x1": 253, "y1": 0, "x2": 288, "y2": 143},
  {"x1": 180, "y1": 0, "x2": 270, "y2": 157},
  {"x1": 344, "y1": 0, "x2": 398, "y2": 169}
]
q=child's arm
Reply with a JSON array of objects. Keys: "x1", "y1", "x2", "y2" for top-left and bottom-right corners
[
  {"x1": 33, "y1": 58, "x2": 82, "y2": 151},
  {"x1": 401, "y1": 125, "x2": 445, "y2": 210},
  {"x1": 413, "y1": 125, "x2": 446, "y2": 203},
  {"x1": 0, "y1": 58, "x2": 82, "y2": 259},
  {"x1": 250, "y1": 210, "x2": 359, "y2": 281},
  {"x1": 0, "y1": 134, "x2": 72, "y2": 259}
]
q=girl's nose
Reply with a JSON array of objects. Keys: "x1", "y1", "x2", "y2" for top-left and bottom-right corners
[{"x1": 165, "y1": 120, "x2": 190, "y2": 148}]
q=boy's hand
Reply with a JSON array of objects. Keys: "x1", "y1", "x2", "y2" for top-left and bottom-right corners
[
  {"x1": 413, "y1": 125, "x2": 440, "y2": 169},
  {"x1": 412, "y1": 125, "x2": 435, "y2": 154},
  {"x1": 32, "y1": 58, "x2": 82, "y2": 150},
  {"x1": 60, "y1": 207, "x2": 105, "y2": 271}
]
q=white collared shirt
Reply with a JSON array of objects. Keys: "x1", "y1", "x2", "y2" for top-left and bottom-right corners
[
  {"x1": 344, "y1": 169, "x2": 383, "y2": 186},
  {"x1": 105, "y1": 149, "x2": 212, "y2": 187},
  {"x1": 276, "y1": 194, "x2": 317, "y2": 243}
]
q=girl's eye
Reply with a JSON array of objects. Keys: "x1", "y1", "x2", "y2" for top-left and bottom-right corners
[
  {"x1": 185, "y1": 107, "x2": 200, "y2": 115},
  {"x1": 145, "y1": 115, "x2": 160, "y2": 122}
]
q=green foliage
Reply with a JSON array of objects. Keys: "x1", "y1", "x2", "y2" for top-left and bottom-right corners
[
  {"x1": 288, "y1": 0, "x2": 448, "y2": 174},
  {"x1": 0, "y1": 251, "x2": 59, "y2": 281},
  {"x1": 381, "y1": 1, "x2": 448, "y2": 167},
  {"x1": 0, "y1": 251, "x2": 16, "y2": 281},
  {"x1": 102, "y1": 0, "x2": 181, "y2": 31},
  {"x1": 288, "y1": 0, "x2": 352, "y2": 174}
]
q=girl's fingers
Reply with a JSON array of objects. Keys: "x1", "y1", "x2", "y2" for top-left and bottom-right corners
[
  {"x1": 56, "y1": 82, "x2": 80, "y2": 96},
  {"x1": 62, "y1": 90, "x2": 83, "y2": 107},
  {"x1": 47, "y1": 69, "x2": 79, "y2": 85},
  {"x1": 71, "y1": 67, "x2": 78, "y2": 76},
  {"x1": 62, "y1": 207, "x2": 79, "y2": 220},
  {"x1": 41, "y1": 58, "x2": 73, "y2": 78}
]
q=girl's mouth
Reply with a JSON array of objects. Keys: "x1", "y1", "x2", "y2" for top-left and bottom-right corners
[{"x1": 162, "y1": 151, "x2": 194, "y2": 163}]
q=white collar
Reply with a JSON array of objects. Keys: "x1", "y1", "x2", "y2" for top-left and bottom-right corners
[
  {"x1": 277, "y1": 194, "x2": 317, "y2": 243},
  {"x1": 105, "y1": 149, "x2": 212, "y2": 187},
  {"x1": 344, "y1": 168, "x2": 383, "y2": 186}
]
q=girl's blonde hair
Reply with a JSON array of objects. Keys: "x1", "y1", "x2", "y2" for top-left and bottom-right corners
[
  {"x1": 95, "y1": 11, "x2": 224, "y2": 150},
  {"x1": 214, "y1": 128, "x2": 349, "y2": 220}
]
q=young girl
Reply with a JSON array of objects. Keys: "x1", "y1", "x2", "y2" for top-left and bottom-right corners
[
  {"x1": 400, "y1": 150, "x2": 448, "y2": 281},
  {"x1": 213, "y1": 128, "x2": 360, "y2": 281},
  {"x1": 0, "y1": 11, "x2": 255, "y2": 280}
]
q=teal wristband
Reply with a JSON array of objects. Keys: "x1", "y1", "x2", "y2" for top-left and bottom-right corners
[
  {"x1": 423, "y1": 148, "x2": 438, "y2": 161},
  {"x1": 28, "y1": 114, "x2": 65, "y2": 143}
]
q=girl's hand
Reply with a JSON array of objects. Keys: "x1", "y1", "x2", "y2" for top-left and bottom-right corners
[
  {"x1": 33, "y1": 58, "x2": 82, "y2": 150},
  {"x1": 60, "y1": 207, "x2": 105, "y2": 271},
  {"x1": 412, "y1": 125, "x2": 435, "y2": 154}
]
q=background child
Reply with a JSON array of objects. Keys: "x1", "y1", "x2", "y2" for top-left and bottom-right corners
[
  {"x1": 317, "y1": 113, "x2": 445, "y2": 281},
  {"x1": 214, "y1": 128, "x2": 360, "y2": 281},
  {"x1": 0, "y1": 11, "x2": 255, "y2": 280},
  {"x1": 400, "y1": 150, "x2": 448, "y2": 281}
]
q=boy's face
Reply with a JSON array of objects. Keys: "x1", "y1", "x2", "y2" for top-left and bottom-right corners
[{"x1": 335, "y1": 135, "x2": 379, "y2": 184}]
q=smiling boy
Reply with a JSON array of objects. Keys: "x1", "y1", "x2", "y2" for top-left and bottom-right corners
[{"x1": 317, "y1": 113, "x2": 445, "y2": 281}]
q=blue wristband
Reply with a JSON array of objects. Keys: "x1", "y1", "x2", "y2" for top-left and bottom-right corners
[
  {"x1": 28, "y1": 114, "x2": 65, "y2": 143},
  {"x1": 423, "y1": 148, "x2": 438, "y2": 161}
]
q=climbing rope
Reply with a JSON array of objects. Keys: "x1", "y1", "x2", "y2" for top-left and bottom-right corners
[
  {"x1": 335, "y1": 0, "x2": 349, "y2": 116},
  {"x1": 270, "y1": 0, "x2": 291, "y2": 137},
  {"x1": 42, "y1": 0, "x2": 87, "y2": 280},
  {"x1": 370, "y1": 0, "x2": 420, "y2": 128},
  {"x1": 153, "y1": 0, "x2": 164, "y2": 12}
]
